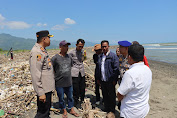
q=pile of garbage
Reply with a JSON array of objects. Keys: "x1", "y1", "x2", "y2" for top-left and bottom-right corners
[{"x1": 0, "y1": 61, "x2": 36, "y2": 117}]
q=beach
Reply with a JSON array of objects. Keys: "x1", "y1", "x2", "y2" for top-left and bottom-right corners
[
  {"x1": 147, "y1": 60, "x2": 177, "y2": 117},
  {"x1": 0, "y1": 46, "x2": 177, "y2": 118}
]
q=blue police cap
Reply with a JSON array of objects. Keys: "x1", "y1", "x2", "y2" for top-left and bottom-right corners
[{"x1": 118, "y1": 40, "x2": 131, "y2": 47}]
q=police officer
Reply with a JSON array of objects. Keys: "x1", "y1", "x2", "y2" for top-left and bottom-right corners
[
  {"x1": 117, "y1": 40, "x2": 131, "y2": 110},
  {"x1": 118, "y1": 40, "x2": 132, "y2": 83},
  {"x1": 29, "y1": 30, "x2": 55, "y2": 118}
]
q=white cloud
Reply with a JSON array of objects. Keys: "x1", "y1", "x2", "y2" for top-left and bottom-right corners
[
  {"x1": 6, "y1": 21, "x2": 31, "y2": 29},
  {"x1": 64, "y1": 18, "x2": 76, "y2": 25},
  {"x1": 37, "y1": 23, "x2": 47, "y2": 27},
  {"x1": 0, "y1": 14, "x2": 31, "y2": 29},
  {"x1": 37, "y1": 23, "x2": 42, "y2": 26},
  {"x1": 43, "y1": 23, "x2": 47, "y2": 26},
  {"x1": 0, "y1": 14, "x2": 5, "y2": 21},
  {"x1": 51, "y1": 25, "x2": 68, "y2": 30}
]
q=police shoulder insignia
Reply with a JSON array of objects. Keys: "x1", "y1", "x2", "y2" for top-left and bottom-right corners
[
  {"x1": 37, "y1": 54, "x2": 41, "y2": 61},
  {"x1": 40, "y1": 47, "x2": 45, "y2": 52}
]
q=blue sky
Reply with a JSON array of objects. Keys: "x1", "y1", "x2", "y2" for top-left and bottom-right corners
[{"x1": 0, "y1": 0, "x2": 177, "y2": 44}]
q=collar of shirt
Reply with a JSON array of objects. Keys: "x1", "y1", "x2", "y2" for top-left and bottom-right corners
[
  {"x1": 129, "y1": 62, "x2": 144, "y2": 69},
  {"x1": 35, "y1": 43, "x2": 48, "y2": 55},
  {"x1": 75, "y1": 48, "x2": 83, "y2": 53},
  {"x1": 102, "y1": 50, "x2": 110, "y2": 56},
  {"x1": 122, "y1": 54, "x2": 128, "y2": 60},
  {"x1": 35, "y1": 43, "x2": 44, "y2": 50}
]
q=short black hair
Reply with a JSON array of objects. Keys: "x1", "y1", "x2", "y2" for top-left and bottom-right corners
[
  {"x1": 128, "y1": 44, "x2": 144, "y2": 62},
  {"x1": 101, "y1": 40, "x2": 109, "y2": 46},
  {"x1": 132, "y1": 41, "x2": 140, "y2": 45},
  {"x1": 37, "y1": 37, "x2": 43, "y2": 43},
  {"x1": 77, "y1": 39, "x2": 85, "y2": 44}
]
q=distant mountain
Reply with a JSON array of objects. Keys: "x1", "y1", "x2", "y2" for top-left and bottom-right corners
[
  {"x1": 0, "y1": 33, "x2": 33, "y2": 50},
  {"x1": 0, "y1": 33, "x2": 96, "y2": 50}
]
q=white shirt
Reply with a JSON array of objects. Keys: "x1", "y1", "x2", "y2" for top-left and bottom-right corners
[
  {"x1": 101, "y1": 54, "x2": 106, "y2": 81},
  {"x1": 117, "y1": 62, "x2": 152, "y2": 118}
]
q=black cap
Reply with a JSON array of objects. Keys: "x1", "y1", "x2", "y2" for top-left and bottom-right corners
[
  {"x1": 59, "y1": 40, "x2": 71, "y2": 46},
  {"x1": 36, "y1": 30, "x2": 54, "y2": 38}
]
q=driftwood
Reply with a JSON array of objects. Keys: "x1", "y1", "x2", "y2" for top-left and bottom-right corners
[
  {"x1": 50, "y1": 107, "x2": 60, "y2": 112},
  {"x1": 80, "y1": 98, "x2": 107, "y2": 118},
  {"x1": 0, "y1": 50, "x2": 114, "y2": 117},
  {"x1": 0, "y1": 62, "x2": 37, "y2": 117},
  {"x1": 83, "y1": 62, "x2": 94, "y2": 75},
  {"x1": 85, "y1": 72, "x2": 96, "y2": 91}
]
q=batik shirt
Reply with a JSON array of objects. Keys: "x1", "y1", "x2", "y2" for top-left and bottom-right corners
[{"x1": 119, "y1": 54, "x2": 130, "y2": 79}]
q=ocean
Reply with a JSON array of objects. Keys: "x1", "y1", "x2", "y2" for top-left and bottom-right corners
[{"x1": 110, "y1": 43, "x2": 177, "y2": 65}]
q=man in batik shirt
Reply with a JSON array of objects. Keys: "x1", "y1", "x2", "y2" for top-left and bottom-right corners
[
  {"x1": 118, "y1": 40, "x2": 132, "y2": 84},
  {"x1": 117, "y1": 40, "x2": 131, "y2": 110}
]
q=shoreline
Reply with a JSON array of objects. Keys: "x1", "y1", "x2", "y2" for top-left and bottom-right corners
[{"x1": 148, "y1": 58, "x2": 177, "y2": 66}]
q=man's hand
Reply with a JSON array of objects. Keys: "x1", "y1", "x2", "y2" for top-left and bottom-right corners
[
  {"x1": 97, "y1": 80, "x2": 100, "y2": 86},
  {"x1": 117, "y1": 92, "x2": 124, "y2": 102},
  {"x1": 113, "y1": 81, "x2": 117, "y2": 86},
  {"x1": 39, "y1": 94, "x2": 46, "y2": 103}
]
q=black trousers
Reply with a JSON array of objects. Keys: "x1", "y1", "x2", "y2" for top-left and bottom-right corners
[
  {"x1": 35, "y1": 92, "x2": 52, "y2": 118},
  {"x1": 72, "y1": 73, "x2": 85, "y2": 105},
  {"x1": 101, "y1": 81, "x2": 116, "y2": 113},
  {"x1": 95, "y1": 79, "x2": 100, "y2": 102},
  {"x1": 118, "y1": 77, "x2": 122, "y2": 110}
]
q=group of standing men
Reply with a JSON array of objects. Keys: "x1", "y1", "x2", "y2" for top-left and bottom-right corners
[
  {"x1": 93, "y1": 40, "x2": 152, "y2": 118},
  {"x1": 30, "y1": 30, "x2": 84, "y2": 118},
  {"x1": 30, "y1": 30, "x2": 152, "y2": 118}
]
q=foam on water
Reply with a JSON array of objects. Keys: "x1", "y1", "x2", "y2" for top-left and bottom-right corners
[{"x1": 111, "y1": 44, "x2": 177, "y2": 65}]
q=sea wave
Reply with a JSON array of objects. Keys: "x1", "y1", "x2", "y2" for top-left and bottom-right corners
[
  {"x1": 146, "y1": 48, "x2": 177, "y2": 50},
  {"x1": 143, "y1": 44, "x2": 160, "y2": 46}
]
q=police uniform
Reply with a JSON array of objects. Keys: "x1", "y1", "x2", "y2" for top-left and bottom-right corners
[{"x1": 29, "y1": 30, "x2": 55, "y2": 118}]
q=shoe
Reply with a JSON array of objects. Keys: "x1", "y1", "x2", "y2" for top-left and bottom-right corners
[{"x1": 95, "y1": 101, "x2": 100, "y2": 105}]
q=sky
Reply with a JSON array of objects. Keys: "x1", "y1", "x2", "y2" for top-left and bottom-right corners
[{"x1": 0, "y1": 0, "x2": 177, "y2": 44}]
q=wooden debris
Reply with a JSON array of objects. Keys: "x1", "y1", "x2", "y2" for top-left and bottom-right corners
[
  {"x1": 85, "y1": 72, "x2": 95, "y2": 91},
  {"x1": 0, "y1": 49, "x2": 112, "y2": 118},
  {"x1": 0, "y1": 61, "x2": 37, "y2": 117},
  {"x1": 81, "y1": 98, "x2": 107, "y2": 118},
  {"x1": 50, "y1": 107, "x2": 60, "y2": 112}
]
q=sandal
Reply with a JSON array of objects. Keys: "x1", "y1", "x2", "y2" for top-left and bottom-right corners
[
  {"x1": 70, "y1": 112, "x2": 79, "y2": 117},
  {"x1": 62, "y1": 114, "x2": 68, "y2": 118}
]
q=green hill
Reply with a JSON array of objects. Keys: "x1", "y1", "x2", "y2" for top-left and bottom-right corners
[{"x1": 0, "y1": 33, "x2": 96, "y2": 50}]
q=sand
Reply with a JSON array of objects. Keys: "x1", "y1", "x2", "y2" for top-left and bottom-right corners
[
  {"x1": 146, "y1": 60, "x2": 177, "y2": 118},
  {"x1": 0, "y1": 46, "x2": 177, "y2": 118}
]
